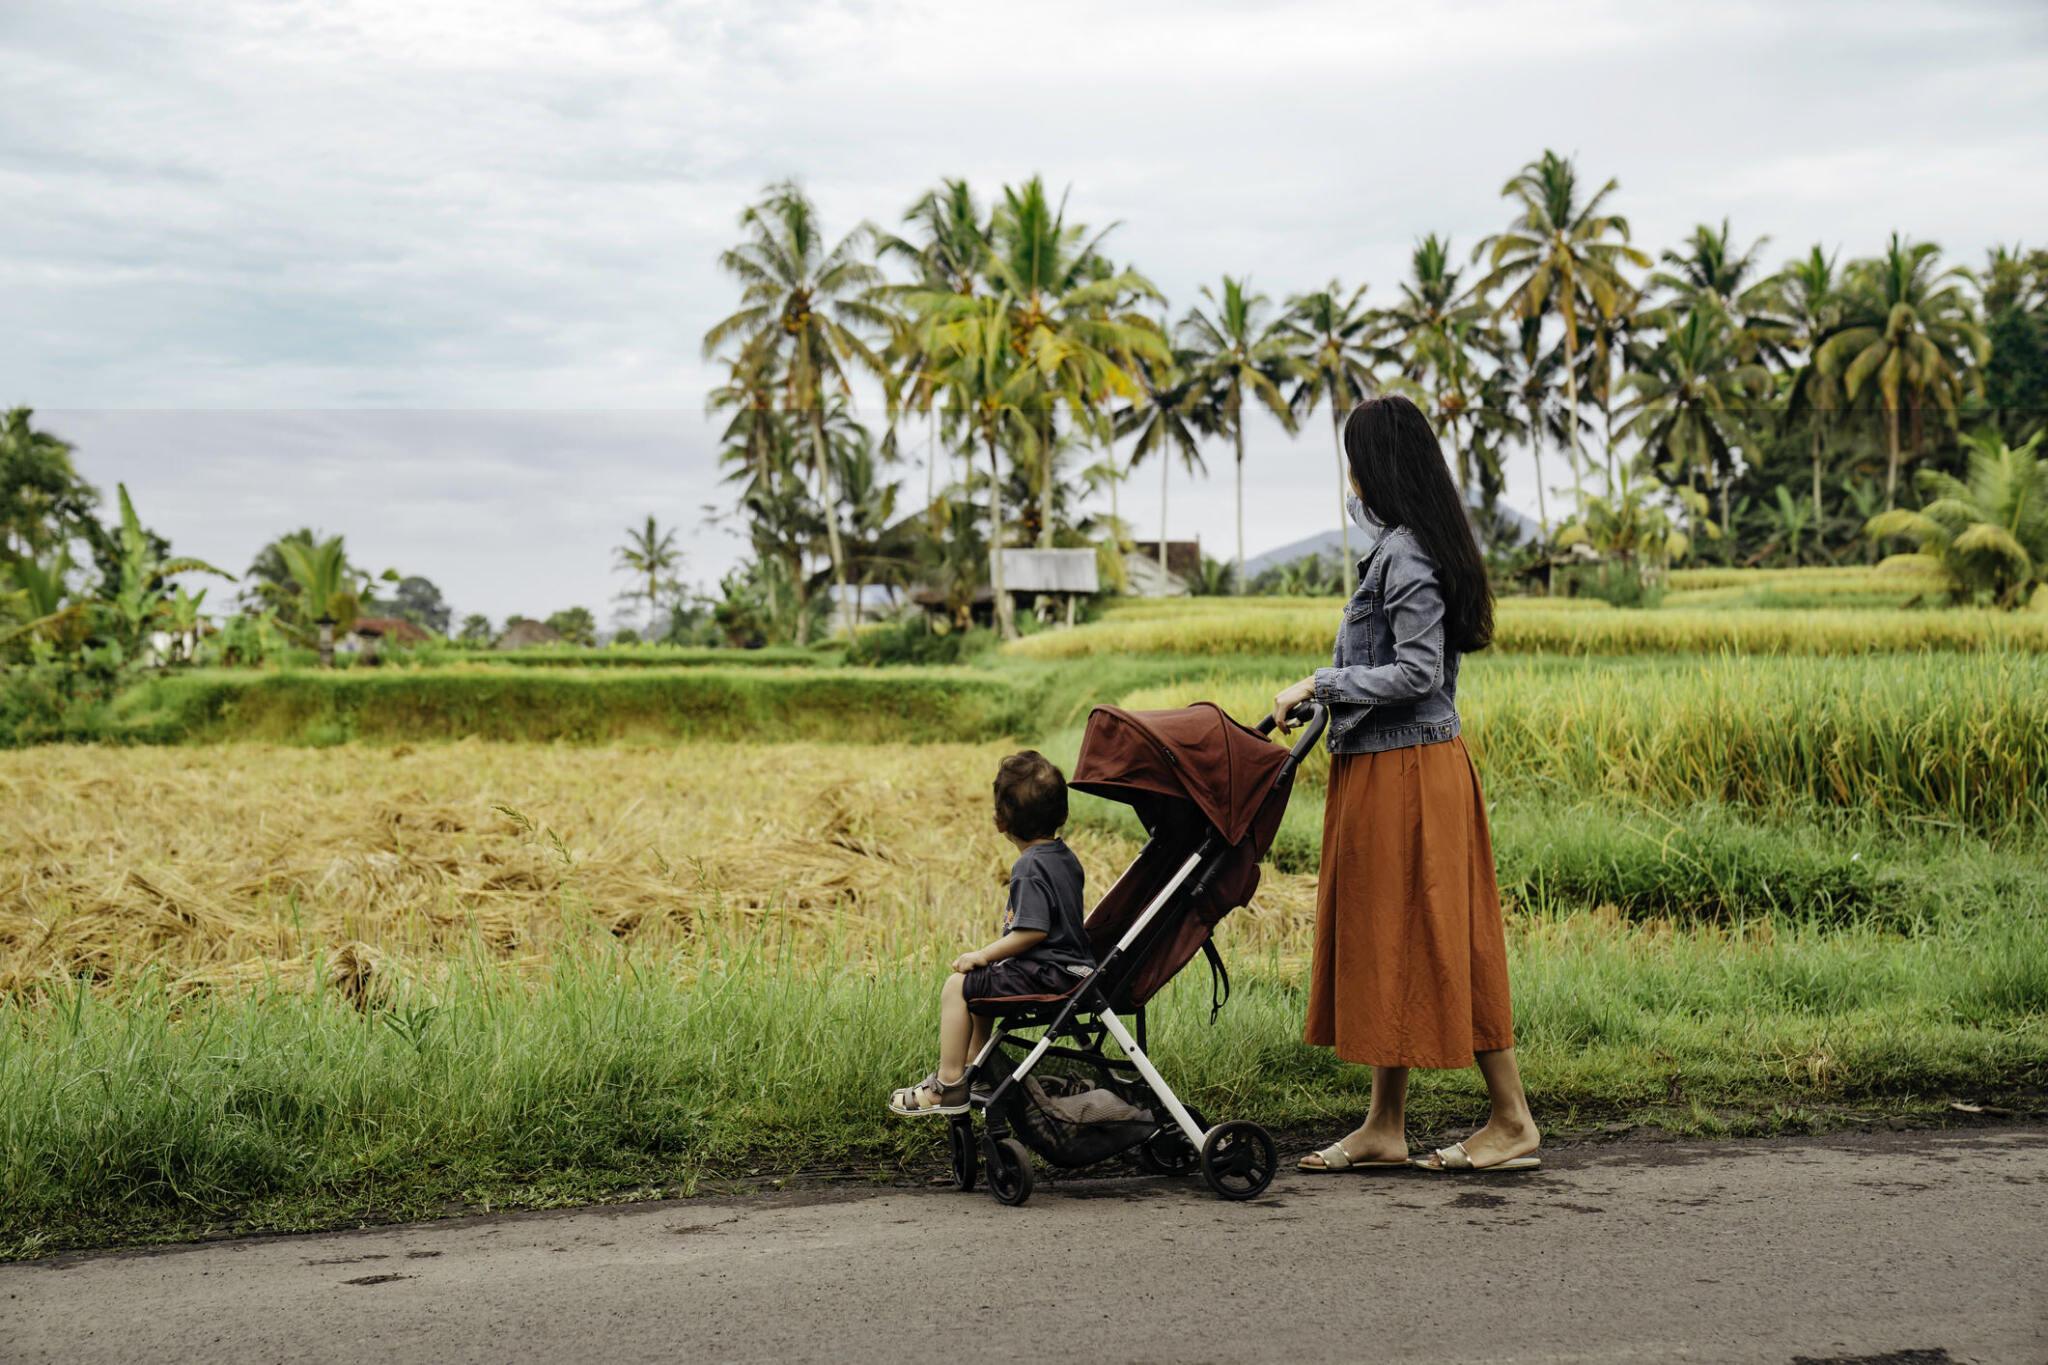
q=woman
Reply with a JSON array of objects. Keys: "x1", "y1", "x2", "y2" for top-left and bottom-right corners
[{"x1": 1272, "y1": 394, "x2": 1540, "y2": 1174}]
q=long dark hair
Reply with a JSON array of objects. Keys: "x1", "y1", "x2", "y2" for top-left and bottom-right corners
[{"x1": 1343, "y1": 394, "x2": 1494, "y2": 653}]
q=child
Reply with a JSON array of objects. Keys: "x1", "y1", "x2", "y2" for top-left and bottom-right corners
[{"x1": 888, "y1": 750, "x2": 1093, "y2": 1116}]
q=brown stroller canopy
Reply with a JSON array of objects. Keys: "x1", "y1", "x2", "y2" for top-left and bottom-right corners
[{"x1": 1070, "y1": 702, "x2": 1290, "y2": 848}]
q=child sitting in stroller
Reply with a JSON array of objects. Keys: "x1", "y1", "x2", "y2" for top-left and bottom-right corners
[{"x1": 889, "y1": 751, "x2": 1095, "y2": 1117}]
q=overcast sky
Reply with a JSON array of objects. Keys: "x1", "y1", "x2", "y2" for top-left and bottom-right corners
[{"x1": 6, "y1": 0, "x2": 2046, "y2": 624}]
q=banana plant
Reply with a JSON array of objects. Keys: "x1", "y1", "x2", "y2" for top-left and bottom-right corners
[
  {"x1": 103, "y1": 484, "x2": 233, "y2": 664},
  {"x1": 1554, "y1": 463, "x2": 1707, "y2": 570},
  {"x1": 1866, "y1": 430, "x2": 2048, "y2": 608},
  {"x1": 0, "y1": 548, "x2": 93, "y2": 654}
]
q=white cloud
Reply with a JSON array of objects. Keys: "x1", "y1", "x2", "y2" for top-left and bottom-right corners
[{"x1": 6, "y1": 0, "x2": 2046, "y2": 615}]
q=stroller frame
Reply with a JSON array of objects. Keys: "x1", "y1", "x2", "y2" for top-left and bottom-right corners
[{"x1": 949, "y1": 701, "x2": 1328, "y2": 1206}]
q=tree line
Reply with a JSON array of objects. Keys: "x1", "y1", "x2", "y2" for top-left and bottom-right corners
[{"x1": 700, "y1": 151, "x2": 2048, "y2": 639}]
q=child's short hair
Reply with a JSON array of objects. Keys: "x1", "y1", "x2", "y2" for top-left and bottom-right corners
[{"x1": 993, "y1": 750, "x2": 1068, "y2": 841}]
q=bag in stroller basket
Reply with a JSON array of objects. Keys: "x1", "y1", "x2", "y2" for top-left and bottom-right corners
[{"x1": 978, "y1": 1047, "x2": 1157, "y2": 1168}]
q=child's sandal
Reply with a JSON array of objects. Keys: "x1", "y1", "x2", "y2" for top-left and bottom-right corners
[{"x1": 888, "y1": 1070, "x2": 970, "y2": 1117}]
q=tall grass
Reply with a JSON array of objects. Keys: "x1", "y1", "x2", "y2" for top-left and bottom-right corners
[
  {"x1": 1098, "y1": 594, "x2": 1616, "y2": 622},
  {"x1": 1114, "y1": 652, "x2": 2048, "y2": 831},
  {"x1": 1665, "y1": 565, "x2": 1947, "y2": 592},
  {"x1": 1008, "y1": 604, "x2": 2048, "y2": 659},
  {"x1": 4, "y1": 903, "x2": 2041, "y2": 1257}
]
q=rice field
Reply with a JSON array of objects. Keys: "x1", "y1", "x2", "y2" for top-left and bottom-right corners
[
  {"x1": 1110, "y1": 652, "x2": 2048, "y2": 830},
  {"x1": 1010, "y1": 602, "x2": 2048, "y2": 658},
  {"x1": 4, "y1": 566, "x2": 2046, "y2": 1256}
]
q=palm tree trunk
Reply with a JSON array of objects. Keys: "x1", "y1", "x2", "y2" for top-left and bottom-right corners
[
  {"x1": 1565, "y1": 361, "x2": 1585, "y2": 521},
  {"x1": 1331, "y1": 401, "x2": 1353, "y2": 592},
  {"x1": 1233, "y1": 397, "x2": 1247, "y2": 596},
  {"x1": 788, "y1": 548, "x2": 809, "y2": 647},
  {"x1": 1158, "y1": 446, "x2": 1170, "y2": 579},
  {"x1": 1884, "y1": 402, "x2": 1902, "y2": 510},
  {"x1": 1108, "y1": 451, "x2": 1121, "y2": 554},
  {"x1": 1602, "y1": 387, "x2": 1617, "y2": 499},
  {"x1": 927, "y1": 405, "x2": 937, "y2": 510},
  {"x1": 1531, "y1": 435, "x2": 1551, "y2": 541},
  {"x1": 987, "y1": 427, "x2": 1016, "y2": 641},
  {"x1": 811, "y1": 406, "x2": 854, "y2": 639},
  {"x1": 1810, "y1": 420, "x2": 1825, "y2": 530},
  {"x1": 1039, "y1": 403, "x2": 1055, "y2": 549}
]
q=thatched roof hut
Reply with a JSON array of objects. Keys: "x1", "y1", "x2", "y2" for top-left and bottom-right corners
[{"x1": 494, "y1": 619, "x2": 563, "y2": 650}]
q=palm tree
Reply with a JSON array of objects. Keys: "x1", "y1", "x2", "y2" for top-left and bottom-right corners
[
  {"x1": 1777, "y1": 245, "x2": 1846, "y2": 526},
  {"x1": 1577, "y1": 275, "x2": 1644, "y2": 498},
  {"x1": 1476, "y1": 151, "x2": 1650, "y2": 520},
  {"x1": 707, "y1": 343, "x2": 784, "y2": 498},
  {"x1": 1282, "y1": 280, "x2": 1382, "y2": 588},
  {"x1": 0, "y1": 407, "x2": 95, "y2": 566},
  {"x1": 1115, "y1": 345, "x2": 1210, "y2": 582},
  {"x1": 1816, "y1": 234, "x2": 1989, "y2": 509},
  {"x1": 915, "y1": 291, "x2": 1036, "y2": 638},
  {"x1": 1383, "y1": 236, "x2": 1510, "y2": 506},
  {"x1": 1650, "y1": 220, "x2": 1790, "y2": 365},
  {"x1": 876, "y1": 179, "x2": 993, "y2": 507},
  {"x1": 984, "y1": 178, "x2": 1165, "y2": 548},
  {"x1": 1620, "y1": 303, "x2": 1772, "y2": 537},
  {"x1": 833, "y1": 431, "x2": 912, "y2": 605},
  {"x1": 1501, "y1": 317, "x2": 1569, "y2": 538},
  {"x1": 1865, "y1": 430, "x2": 2047, "y2": 607},
  {"x1": 1181, "y1": 276, "x2": 1297, "y2": 592},
  {"x1": 704, "y1": 181, "x2": 890, "y2": 640},
  {"x1": 613, "y1": 516, "x2": 682, "y2": 630}
]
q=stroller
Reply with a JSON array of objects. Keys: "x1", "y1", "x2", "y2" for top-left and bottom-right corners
[{"x1": 948, "y1": 698, "x2": 1328, "y2": 1206}]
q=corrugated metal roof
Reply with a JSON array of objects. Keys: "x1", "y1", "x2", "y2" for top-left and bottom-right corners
[{"x1": 997, "y1": 548, "x2": 1101, "y2": 593}]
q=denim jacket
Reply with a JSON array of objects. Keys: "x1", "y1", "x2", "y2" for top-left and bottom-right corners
[{"x1": 1312, "y1": 525, "x2": 1463, "y2": 754}]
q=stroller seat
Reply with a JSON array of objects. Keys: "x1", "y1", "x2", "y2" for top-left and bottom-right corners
[{"x1": 977, "y1": 969, "x2": 1094, "y2": 1023}]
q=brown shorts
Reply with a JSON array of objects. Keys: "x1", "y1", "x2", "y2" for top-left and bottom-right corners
[{"x1": 962, "y1": 957, "x2": 1091, "y2": 1016}]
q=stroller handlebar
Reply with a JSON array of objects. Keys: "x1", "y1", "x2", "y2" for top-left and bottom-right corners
[{"x1": 1257, "y1": 700, "x2": 1329, "y2": 768}]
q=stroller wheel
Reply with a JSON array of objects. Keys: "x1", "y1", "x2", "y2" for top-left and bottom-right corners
[
  {"x1": 1200, "y1": 1121, "x2": 1277, "y2": 1201},
  {"x1": 984, "y1": 1136, "x2": 1034, "y2": 1207},
  {"x1": 1134, "y1": 1107, "x2": 1208, "y2": 1177},
  {"x1": 947, "y1": 1116, "x2": 977, "y2": 1193}
]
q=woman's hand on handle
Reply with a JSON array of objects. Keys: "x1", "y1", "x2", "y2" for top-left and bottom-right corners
[{"x1": 1272, "y1": 676, "x2": 1316, "y2": 734}]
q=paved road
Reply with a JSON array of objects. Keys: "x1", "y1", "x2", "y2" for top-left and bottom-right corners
[{"x1": 5, "y1": 1127, "x2": 2045, "y2": 1365}]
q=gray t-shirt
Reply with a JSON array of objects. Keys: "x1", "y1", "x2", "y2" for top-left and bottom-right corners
[{"x1": 1003, "y1": 839, "x2": 1093, "y2": 970}]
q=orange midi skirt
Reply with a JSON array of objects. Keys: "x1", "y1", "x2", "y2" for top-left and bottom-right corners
[{"x1": 1304, "y1": 736, "x2": 1515, "y2": 1069}]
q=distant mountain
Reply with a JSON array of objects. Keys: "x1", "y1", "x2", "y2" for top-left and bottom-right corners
[{"x1": 1244, "y1": 502, "x2": 1539, "y2": 577}]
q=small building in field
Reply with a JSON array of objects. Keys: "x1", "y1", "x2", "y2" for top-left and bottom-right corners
[
  {"x1": 1122, "y1": 552, "x2": 1190, "y2": 598},
  {"x1": 998, "y1": 548, "x2": 1101, "y2": 626},
  {"x1": 494, "y1": 619, "x2": 564, "y2": 650},
  {"x1": 340, "y1": 615, "x2": 431, "y2": 664},
  {"x1": 1127, "y1": 540, "x2": 1202, "y2": 588}
]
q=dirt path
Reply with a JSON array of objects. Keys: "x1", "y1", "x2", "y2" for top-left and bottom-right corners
[{"x1": 5, "y1": 1127, "x2": 2045, "y2": 1364}]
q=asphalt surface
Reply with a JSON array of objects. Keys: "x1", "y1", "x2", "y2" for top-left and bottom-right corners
[{"x1": 4, "y1": 1126, "x2": 2045, "y2": 1365}]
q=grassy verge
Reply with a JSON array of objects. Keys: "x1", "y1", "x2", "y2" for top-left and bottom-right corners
[
  {"x1": 3, "y1": 902, "x2": 2040, "y2": 1260},
  {"x1": 419, "y1": 644, "x2": 827, "y2": 668},
  {"x1": 96, "y1": 666, "x2": 1029, "y2": 745}
]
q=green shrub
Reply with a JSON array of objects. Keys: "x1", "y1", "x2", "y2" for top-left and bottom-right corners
[
  {"x1": 846, "y1": 619, "x2": 997, "y2": 667},
  {"x1": 1557, "y1": 561, "x2": 1664, "y2": 609}
]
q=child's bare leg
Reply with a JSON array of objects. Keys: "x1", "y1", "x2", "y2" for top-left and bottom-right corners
[
  {"x1": 937, "y1": 972, "x2": 973, "y2": 1084},
  {"x1": 965, "y1": 1014, "x2": 992, "y2": 1071}
]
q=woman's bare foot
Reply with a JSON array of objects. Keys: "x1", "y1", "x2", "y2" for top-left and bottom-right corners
[
  {"x1": 1419, "y1": 1115, "x2": 1540, "y2": 1170},
  {"x1": 1298, "y1": 1123, "x2": 1408, "y2": 1169}
]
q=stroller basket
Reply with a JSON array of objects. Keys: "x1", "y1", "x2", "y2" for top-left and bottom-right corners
[
  {"x1": 980, "y1": 1037, "x2": 1156, "y2": 1168},
  {"x1": 947, "y1": 699, "x2": 1328, "y2": 1207}
]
